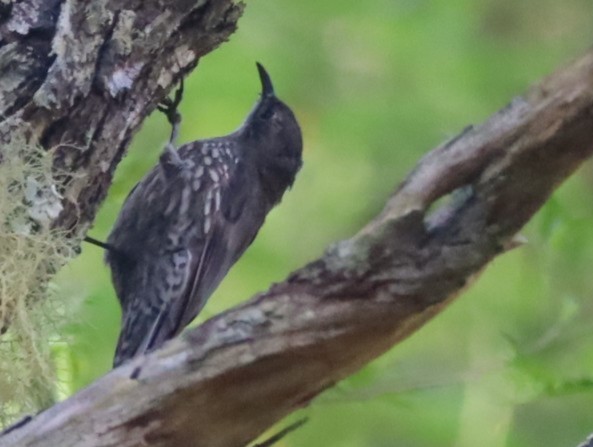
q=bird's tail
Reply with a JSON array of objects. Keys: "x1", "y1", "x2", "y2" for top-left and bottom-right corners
[{"x1": 113, "y1": 301, "x2": 172, "y2": 368}]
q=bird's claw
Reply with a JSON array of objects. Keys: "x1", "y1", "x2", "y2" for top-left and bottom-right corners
[{"x1": 158, "y1": 78, "x2": 184, "y2": 146}]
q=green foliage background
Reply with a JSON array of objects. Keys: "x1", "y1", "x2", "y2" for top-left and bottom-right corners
[{"x1": 54, "y1": 1, "x2": 593, "y2": 446}]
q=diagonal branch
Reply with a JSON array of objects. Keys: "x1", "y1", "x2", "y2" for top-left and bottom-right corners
[
  {"x1": 0, "y1": 0, "x2": 244, "y2": 234},
  {"x1": 3, "y1": 46, "x2": 593, "y2": 447}
]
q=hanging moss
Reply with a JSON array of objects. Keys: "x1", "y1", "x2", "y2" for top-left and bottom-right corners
[{"x1": 0, "y1": 131, "x2": 76, "y2": 426}]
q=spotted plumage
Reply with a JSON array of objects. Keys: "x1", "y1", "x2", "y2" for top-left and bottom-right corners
[{"x1": 106, "y1": 64, "x2": 302, "y2": 367}]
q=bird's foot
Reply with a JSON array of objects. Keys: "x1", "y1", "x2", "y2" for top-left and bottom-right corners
[{"x1": 157, "y1": 78, "x2": 184, "y2": 147}]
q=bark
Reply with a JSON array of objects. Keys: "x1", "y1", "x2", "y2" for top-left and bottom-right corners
[
  {"x1": 1, "y1": 34, "x2": 593, "y2": 447},
  {"x1": 0, "y1": 0, "x2": 243, "y2": 234}
]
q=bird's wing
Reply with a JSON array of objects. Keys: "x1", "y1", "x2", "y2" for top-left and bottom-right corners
[
  {"x1": 113, "y1": 247, "x2": 193, "y2": 367},
  {"x1": 169, "y1": 156, "x2": 252, "y2": 332},
  {"x1": 112, "y1": 144, "x2": 253, "y2": 366}
]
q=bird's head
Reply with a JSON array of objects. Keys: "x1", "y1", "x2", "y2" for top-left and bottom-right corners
[{"x1": 241, "y1": 63, "x2": 303, "y2": 176}]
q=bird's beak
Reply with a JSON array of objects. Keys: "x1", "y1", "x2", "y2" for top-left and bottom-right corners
[{"x1": 256, "y1": 62, "x2": 275, "y2": 98}]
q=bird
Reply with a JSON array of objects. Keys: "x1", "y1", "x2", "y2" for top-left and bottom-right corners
[{"x1": 105, "y1": 63, "x2": 303, "y2": 367}]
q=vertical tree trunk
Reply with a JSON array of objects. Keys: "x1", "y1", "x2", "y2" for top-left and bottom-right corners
[{"x1": 0, "y1": 0, "x2": 243, "y2": 234}]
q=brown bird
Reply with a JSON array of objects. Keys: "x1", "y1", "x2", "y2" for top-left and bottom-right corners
[{"x1": 105, "y1": 63, "x2": 303, "y2": 367}]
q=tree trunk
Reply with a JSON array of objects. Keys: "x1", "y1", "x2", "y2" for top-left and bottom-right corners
[
  {"x1": 2, "y1": 2, "x2": 593, "y2": 447},
  {"x1": 0, "y1": 0, "x2": 243, "y2": 234}
]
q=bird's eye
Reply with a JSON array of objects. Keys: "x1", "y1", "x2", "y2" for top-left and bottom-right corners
[{"x1": 259, "y1": 108, "x2": 274, "y2": 120}]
